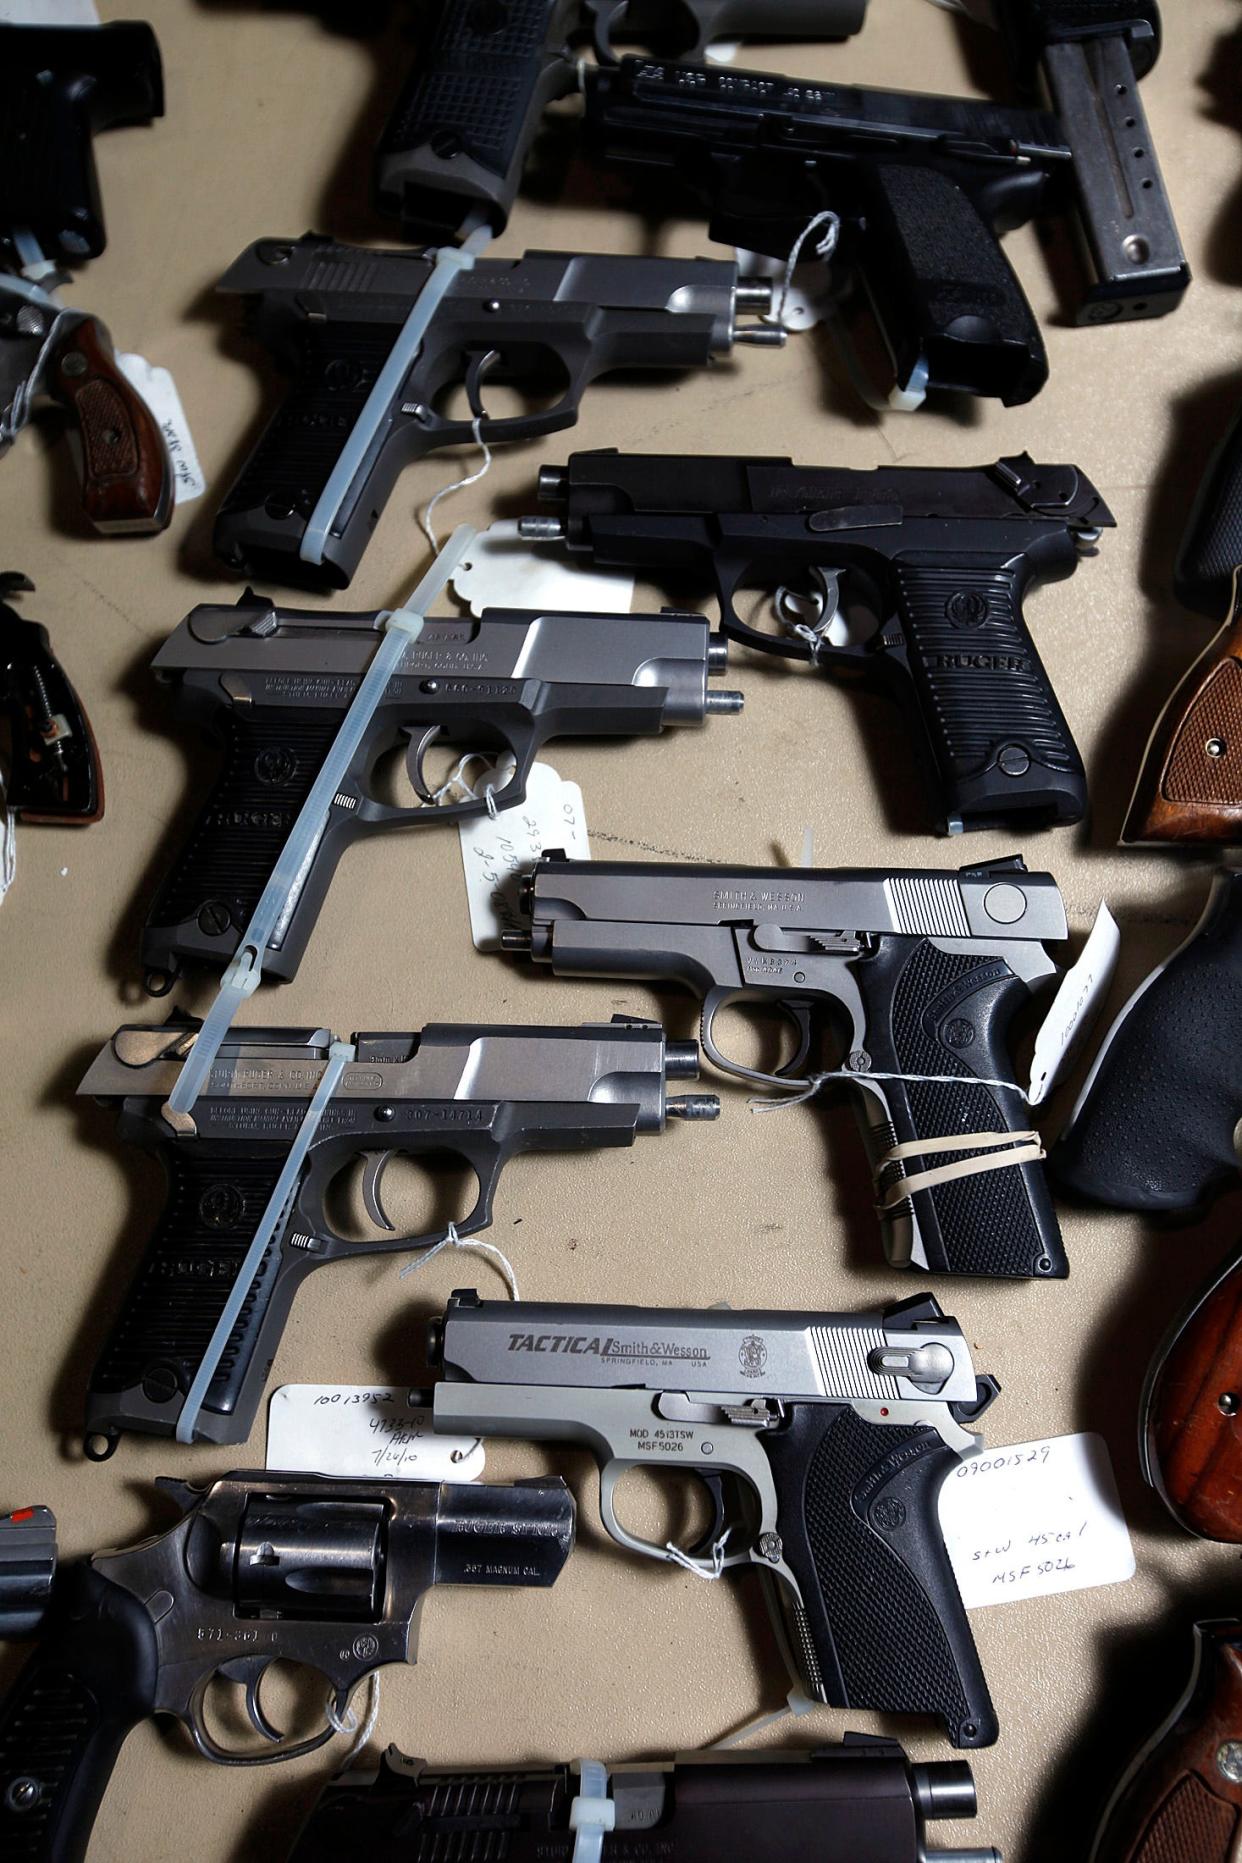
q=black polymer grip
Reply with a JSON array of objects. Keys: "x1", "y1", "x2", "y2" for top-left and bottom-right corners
[
  {"x1": 891, "y1": 557, "x2": 1086, "y2": 828},
  {"x1": 375, "y1": 0, "x2": 577, "y2": 241},
  {"x1": 1054, "y1": 871, "x2": 1242, "y2": 1215},
  {"x1": 858, "y1": 164, "x2": 1049, "y2": 407},
  {"x1": 142, "y1": 708, "x2": 343, "y2": 986},
  {"x1": 0, "y1": 1566, "x2": 157, "y2": 1863},
  {"x1": 1175, "y1": 404, "x2": 1242, "y2": 620},
  {"x1": 213, "y1": 321, "x2": 402, "y2": 590},
  {"x1": 763, "y1": 1405, "x2": 996, "y2": 1748},
  {"x1": 85, "y1": 1148, "x2": 300, "y2": 1451},
  {"x1": 853, "y1": 937, "x2": 1066, "y2": 1277}
]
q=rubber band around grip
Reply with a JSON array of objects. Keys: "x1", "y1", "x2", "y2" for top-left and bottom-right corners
[
  {"x1": 570, "y1": 1760, "x2": 614, "y2": 1863},
  {"x1": 175, "y1": 1040, "x2": 357, "y2": 1445},
  {"x1": 166, "y1": 526, "x2": 475, "y2": 1119},
  {"x1": 873, "y1": 1130, "x2": 1045, "y2": 1211},
  {"x1": 299, "y1": 226, "x2": 493, "y2": 567}
]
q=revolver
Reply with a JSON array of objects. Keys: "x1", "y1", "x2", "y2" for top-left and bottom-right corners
[
  {"x1": 290, "y1": 1737, "x2": 1001, "y2": 1862},
  {"x1": 375, "y1": 0, "x2": 869, "y2": 241},
  {"x1": 1054, "y1": 868, "x2": 1242, "y2": 1217},
  {"x1": 79, "y1": 1014, "x2": 718, "y2": 1455},
  {"x1": 139, "y1": 594, "x2": 741, "y2": 993},
  {"x1": 1141, "y1": 1241, "x2": 1242, "y2": 1543},
  {"x1": 503, "y1": 851, "x2": 1069, "y2": 1279},
  {"x1": 211, "y1": 236, "x2": 780, "y2": 590},
  {"x1": 429, "y1": 1288, "x2": 1000, "y2": 1747},
  {"x1": 0, "y1": 23, "x2": 173, "y2": 535},
  {"x1": 0, "y1": 575, "x2": 102, "y2": 827},
  {"x1": 1090, "y1": 1620, "x2": 1242, "y2": 1863},
  {"x1": 0, "y1": 1474, "x2": 573, "y2": 1863},
  {"x1": 580, "y1": 9, "x2": 1186, "y2": 407},
  {"x1": 520, "y1": 450, "x2": 1110, "y2": 834}
]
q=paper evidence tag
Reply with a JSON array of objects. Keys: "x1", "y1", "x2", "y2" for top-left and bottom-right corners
[
  {"x1": 460, "y1": 761, "x2": 590, "y2": 950},
  {"x1": 939, "y1": 1431, "x2": 1134, "y2": 1610},
  {"x1": 450, "y1": 520, "x2": 634, "y2": 619},
  {"x1": 267, "y1": 1384, "x2": 485, "y2": 1481},
  {"x1": 1027, "y1": 902, "x2": 1120, "y2": 1107},
  {"x1": 0, "y1": 1, "x2": 100, "y2": 19},
  {"x1": 117, "y1": 354, "x2": 206, "y2": 504}
]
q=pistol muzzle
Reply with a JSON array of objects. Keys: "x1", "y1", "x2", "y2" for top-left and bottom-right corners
[
  {"x1": 707, "y1": 636, "x2": 729, "y2": 671},
  {"x1": 499, "y1": 929, "x2": 533, "y2": 953},
  {"x1": 912, "y1": 1762, "x2": 977, "y2": 1823},
  {"x1": 667, "y1": 1094, "x2": 720, "y2": 1120},
  {"x1": 663, "y1": 1041, "x2": 700, "y2": 1080},
  {"x1": 734, "y1": 279, "x2": 774, "y2": 312},
  {"x1": 536, "y1": 466, "x2": 568, "y2": 500},
  {"x1": 518, "y1": 516, "x2": 567, "y2": 541},
  {"x1": 733, "y1": 324, "x2": 787, "y2": 348},
  {"x1": 705, "y1": 690, "x2": 745, "y2": 714}
]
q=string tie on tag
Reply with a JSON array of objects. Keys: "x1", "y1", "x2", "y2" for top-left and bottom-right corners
[
  {"x1": 663, "y1": 1526, "x2": 731, "y2": 1580},
  {"x1": 421, "y1": 414, "x2": 493, "y2": 550},
  {"x1": 326, "y1": 1672, "x2": 381, "y2": 1764},
  {"x1": 398, "y1": 1220, "x2": 522, "y2": 1301},
  {"x1": 772, "y1": 210, "x2": 839, "y2": 332}
]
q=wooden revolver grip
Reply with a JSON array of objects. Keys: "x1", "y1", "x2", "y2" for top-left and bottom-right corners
[
  {"x1": 1125, "y1": 577, "x2": 1242, "y2": 844},
  {"x1": 1092, "y1": 1622, "x2": 1242, "y2": 1863},
  {"x1": 1145, "y1": 1247, "x2": 1242, "y2": 1542},
  {"x1": 45, "y1": 316, "x2": 173, "y2": 535}
]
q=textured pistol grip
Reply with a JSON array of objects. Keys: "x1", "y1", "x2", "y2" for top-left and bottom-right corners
[
  {"x1": 857, "y1": 163, "x2": 1048, "y2": 406},
  {"x1": 141, "y1": 708, "x2": 343, "y2": 988},
  {"x1": 1176, "y1": 403, "x2": 1242, "y2": 620},
  {"x1": 763, "y1": 1404, "x2": 996, "y2": 1748},
  {"x1": 1054, "y1": 871, "x2": 1242, "y2": 1215},
  {"x1": 84, "y1": 1148, "x2": 299, "y2": 1452},
  {"x1": 213, "y1": 322, "x2": 402, "y2": 590},
  {"x1": 0, "y1": 1566, "x2": 157, "y2": 1863},
  {"x1": 1145, "y1": 1251, "x2": 1242, "y2": 1541},
  {"x1": 376, "y1": 0, "x2": 577, "y2": 240},
  {"x1": 856, "y1": 938, "x2": 1066, "y2": 1279},
  {"x1": 893, "y1": 560, "x2": 1086, "y2": 830}
]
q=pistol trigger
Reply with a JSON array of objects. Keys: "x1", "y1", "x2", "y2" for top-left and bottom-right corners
[
  {"x1": 406, "y1": 724, "x2": 442, "y2": 803},
  {"x1": 781, "y1": 1002, "x2": 815, "y2": 1080},
  {"x1": 464, "y1": 349, "x2": 500, "y2": 423},
  {"x1": 362, "y1": 1152, "x2": 396, "y2": 1233},
  {"x1": 775, "y1": 568, "x2": 843, "y2": 649},
  {"x1": 686, "y1": 1472, "x2": 729, "y2": 1560},
  {"x1": 220, "y1": 1656, "x2": 283, "y2": 1744}
]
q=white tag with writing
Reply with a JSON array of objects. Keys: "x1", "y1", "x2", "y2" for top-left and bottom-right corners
[
  {"x1": 459, "y1": 760, "x2": 590, "y2": 950},
  {"x1": 450, "y1": 520, "x2": 634, "y2": 619},
  {"x1": 267, "y1": 1384, "x2": 484, "y2": 1480},
  {"x1": 939, "y1": 1432, "x2": 1134, "y2": 1609},
  {"x1": 116, "y1": 354, "x2": 206, "y2": 504},
  {"x1": 1027, "y1": 902, "x2": 1120, "y2": 1107},
  {"x1": 0, "y1": 1, "x2": 100, "y2": 19}
]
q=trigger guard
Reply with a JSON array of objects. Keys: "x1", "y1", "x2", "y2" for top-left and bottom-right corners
[
  {"x1": 700, "y1": 988, "x2": 817, "y2": 1091},
  {"x1": 185, "y1": 1670, "x2": 337, "y2": 1767}
]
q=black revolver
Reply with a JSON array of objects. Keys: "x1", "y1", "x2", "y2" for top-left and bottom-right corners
[
  {"x1": 139, "y1": 594, "x2": 741, "y2": 992},
  {"x1": 504, "y1": 852, "x2": 1070, "y2": 1279},
  {"x1": 375, "y1": 0, "x2": 869, "y2": 241},
  {"x1": 290, "y1": 1739, "x2": 1000, "y2": 1862},
  {"x1": 79, "y1": 1014, "x2": 718, "y2": 1454},
  {"x1": 0, "y1": 1476, "x2": 573, "y2": 1863},
  {"x1": 521, "y1": 450, "x2": 1110, "y2": 833},
  {"x1": 211, "y1": 236, "x2": 780, "y2": 590}
]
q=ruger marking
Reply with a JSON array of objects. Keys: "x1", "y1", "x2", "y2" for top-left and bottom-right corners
[
  {"x1": 79, "y1": 1016, "x2": 717, "y2": 1455},
  {"x1": 520, "y1": 450, "x2": 1111, "y2": 834},
  {"x1": 503, "y1": 851, "x2": 1069, "y2": 1278},
  {"x1": 211, "y1": 236, "x2": 781, "y2": 590},
  {"x1": 0, "y1": 1475, "x2": 573, "y2": 1863},
  {"x1": 289, "y1": 1737, "x2": 1001, "y2": 1862},
  {"x1": 430, "y1": 1289, "x2": 1000, "y2": 1748},
  {"x1": 375, "y1": 0, "x2": 868, "y2": 241},
  {"x1": 140, "y1": 596, "x2": 740, "y2": 991}
]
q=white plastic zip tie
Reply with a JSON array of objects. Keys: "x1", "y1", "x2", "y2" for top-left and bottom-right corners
[
  {"x1": 167, "y1": 526, "x2": 475, "y2": 1118},
  {"x1": 326, "y1": 1672, "x2": 381, "y2": 1763},
  {"x1": 663, "y1": 1526, "x2": 732, "y2": 1581},
  {"x1": 300, "y1": 226, "x2": 493, "y2": 567},
  {"x1": 0, "y1": 256, "x2": 69, "y2": 445},
  {"x1": 772, "y1": 210, "x2": 840, "y2": 332},
  {"x1": 711, "y1": 1687, "x2": 819, "y2": 1750},
  {"x1": 570, "y1": 1760, "x2": 615, "y2": 1863},
  {"x1": 874, "y1": 1129, "x2": 1045, "y2": 1210},
  {"x1": 397, "y1": 1220, "x2": 521, "y2": 1300},
  {"x1": 420, "y1": 413, "x2": 493, "y2": 551},
  {"x1": 175, "y1": 1040, "x2": 357, "y2": 1445}
]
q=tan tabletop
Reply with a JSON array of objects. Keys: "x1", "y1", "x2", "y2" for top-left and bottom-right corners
[{"x1": 2, "y1": 1, "x2": 1240, "y2": 1857}]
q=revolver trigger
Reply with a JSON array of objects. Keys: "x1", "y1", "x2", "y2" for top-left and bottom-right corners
[
  {"x1": 219, "y1": 1655, "x2": 283, "y2": 1744},
  {"x1": 362, "y1": 1152, "x2": 396, "y2": 1233},
  {"x1": 463, "y1": 348, "x2": 500, "y2": 423},
  {"x1": 406, "y1": 723, "x2": 442, "y2": 803}
]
